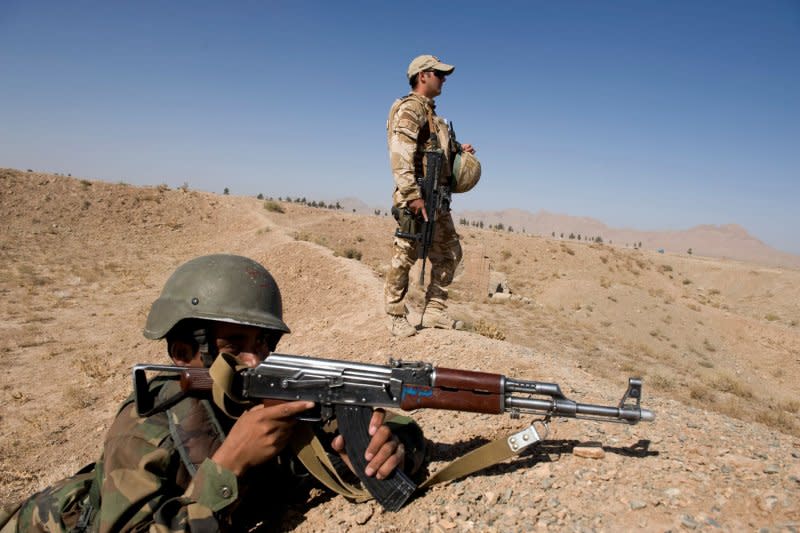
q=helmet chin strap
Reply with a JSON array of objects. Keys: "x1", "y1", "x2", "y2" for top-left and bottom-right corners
[{"x1": 193, "y1": 325, "x2": 218, "y2": 368}]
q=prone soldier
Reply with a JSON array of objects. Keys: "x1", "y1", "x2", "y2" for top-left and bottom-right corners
[{"x1": 1, "y1": 254, "x2": 426, "y2": 531}]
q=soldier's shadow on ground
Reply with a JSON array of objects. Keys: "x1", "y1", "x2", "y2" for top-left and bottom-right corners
[
  {"x1": 275, "y1": 489, "x2": 337, "y2": 532},
  {"x1": 427, "y1": 435, "x2": 659, "y2": 477}
]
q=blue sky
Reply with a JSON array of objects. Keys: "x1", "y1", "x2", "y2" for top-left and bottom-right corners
[{"x1": 2, "y1": 1, "x2": 798, "y2": 254}]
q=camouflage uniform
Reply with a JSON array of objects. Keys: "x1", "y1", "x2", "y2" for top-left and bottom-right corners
[
  {"x1": 3, "y1": 377, "x2": 426, "y2": 532},
  {"x1": 385, "y1": 93, "x2": 462, "y2": 317}
]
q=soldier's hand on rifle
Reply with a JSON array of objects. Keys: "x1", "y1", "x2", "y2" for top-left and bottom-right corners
[
  {"x1": 211, "y1": 400, "x2": 315, "y2": 476},
  {"x1": 408, "y1": 198, "x2": 429, "y2": 222},
  {"x1": 331, "y1": 409, "x2": 405, "y2": 480},
  {"x1": 461, "y1": 143, "x2": 476, "y2": 154}
]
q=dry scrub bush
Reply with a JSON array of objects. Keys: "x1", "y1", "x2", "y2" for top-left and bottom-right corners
[
  {"x1": 75, "y1": 356, "x2": 113, "y2": 381},
  {"x1": 779, "y1": 399, "x2": 800, "y2": 413},
  {"x1": 711, "y1": 374, "x2": 753, "y2": 399},
  {"x1": 263, "y1": 200, "x2": 285, "y2": 213},
  {"x1": 471, "y1": 319, "x2": 506, "y2": 341},
  {"x1": 754, "y1": 409, "x2": 797, "y2": 434},
  {"x1": 647, "y1": 373, "x2": 675, "y2": 391},
  {"x1": 340, "y1": 248, "x2": 362, "y2": 261},
  {"x1": 619, "y1": 361, "x2": 641, "y2": 374},
  {"x1": 635, "y1": 343, "x2": 657, "y2": 359},
  {"x1": 689, "y1": 383, "x2": 714, "y2": 401},
  {"x1": 293, "y1": 231, "x2": 327, "y2": 247},
  {"x1": 65, "y1": 385, "x2": 96, "y2": 409}
]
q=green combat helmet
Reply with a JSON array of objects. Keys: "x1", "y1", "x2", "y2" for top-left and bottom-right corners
[
  {"x1": 451, "y1": 151, "x2": 482, "y2": 193},
  {"x1": 143, "y1": 254, "x2": 290, "y2": 344}
]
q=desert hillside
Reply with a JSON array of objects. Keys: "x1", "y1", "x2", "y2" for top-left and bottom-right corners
[
  {"x1": 454, "y1": 208, "x2": 800, "y2": 269},
  {"x1": 1, "y1": 168, "x2": 798, "y2": 531}
]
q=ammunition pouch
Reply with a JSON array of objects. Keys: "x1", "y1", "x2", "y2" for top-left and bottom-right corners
[{"x1": 392, "y1": 206, "x2": 422, "y2": 241}]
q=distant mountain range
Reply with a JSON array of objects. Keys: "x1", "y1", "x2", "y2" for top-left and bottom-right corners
[{"x1": 337, "y1": 199, "x2": 800, "y2": 269}]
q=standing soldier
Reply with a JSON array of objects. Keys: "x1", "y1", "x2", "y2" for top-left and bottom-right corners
[{"x1": 385, "y1": 54, "x2": 481, "y2": 337}]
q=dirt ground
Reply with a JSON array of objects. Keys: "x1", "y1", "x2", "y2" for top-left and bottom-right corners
[{"x1": 1, "y1": 168, "x2": 798, "y2": 531}]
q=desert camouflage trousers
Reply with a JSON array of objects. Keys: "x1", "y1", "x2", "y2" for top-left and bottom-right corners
[{"x1": 384, "y1": 210, "x2": 462, "y2": 316}]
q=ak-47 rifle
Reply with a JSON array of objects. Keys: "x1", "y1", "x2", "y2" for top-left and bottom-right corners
[
  {"x1": 133, "y1": 353, "x2": 655, "y2": 511},
  {"x1": 416, "y1": 142, "x2": 443, "y2": 286}
]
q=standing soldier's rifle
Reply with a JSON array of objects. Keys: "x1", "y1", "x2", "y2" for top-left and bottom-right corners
[
  {"x1": 417, "y1": 120, "x2": 462, "y2": 286},
  {"x1": 416, "y1": 141, "x2": 442, "y2": 286},
  {"x1": 392, "y1": 120, "x2": 454, "y2": 287}
]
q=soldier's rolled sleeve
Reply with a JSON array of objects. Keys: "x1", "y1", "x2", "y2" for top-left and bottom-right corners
[{"x1": 184, "y1": 458, "x2": 238, "y2": 513}]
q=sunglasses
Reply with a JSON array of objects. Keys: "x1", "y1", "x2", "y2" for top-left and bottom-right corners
[{"x1": 425, "y1": 70, "x2": 447, "y2": 80}]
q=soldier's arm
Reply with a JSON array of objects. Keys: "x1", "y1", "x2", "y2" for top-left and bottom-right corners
[
  {"x1": 388, "y1": 100, "x2": 426, "y2": 205},
  {"x1": 97, "y1": 403, "x2": 239, "y2": 532}
]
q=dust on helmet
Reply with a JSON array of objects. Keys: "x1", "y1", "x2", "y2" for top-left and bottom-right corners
[
  {"x1": 143, "y1": 254, "x2": 290, "y2": 341},
  {"x1": 451, "y1": 151, "x2": 481, "y2": 193}
]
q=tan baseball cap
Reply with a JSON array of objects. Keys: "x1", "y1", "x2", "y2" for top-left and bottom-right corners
[{"x1": 407, "y1": 54, "x2": 455, "y2": 80}]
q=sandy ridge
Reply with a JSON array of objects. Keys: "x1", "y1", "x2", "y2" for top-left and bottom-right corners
[{"x1": 1, "y1": 169, "x2": 798, "y2": 531}]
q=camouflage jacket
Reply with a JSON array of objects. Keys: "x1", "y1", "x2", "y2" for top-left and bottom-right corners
[
  {"x1": 6, "y1": 377, "x2": 427, "y2": 532},
  {"x1": 8, "y1": 378, "x2": 309, "y2": 532},
  {"x1": 386, "y1": 93, "x2": 453, "y2": 207}
]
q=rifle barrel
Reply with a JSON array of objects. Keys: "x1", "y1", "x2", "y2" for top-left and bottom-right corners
[{"x1": 505, "y1": 396, "x2": 655, "y2": 423}]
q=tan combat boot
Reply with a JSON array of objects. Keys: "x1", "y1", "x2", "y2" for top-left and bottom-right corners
[
  {"x1": 421, "y1": 307, "x2": 465, "y2": 330},
  {"x1": 388, "y1": 314, "x2": 417, "y2": 337}
]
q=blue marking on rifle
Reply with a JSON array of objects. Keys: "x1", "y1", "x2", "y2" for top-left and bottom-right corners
[{"x1": 401, "y1": 385, "x2": 433, "y2": 403}]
